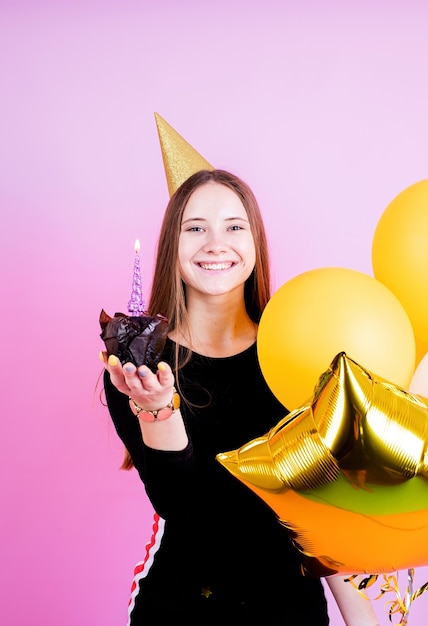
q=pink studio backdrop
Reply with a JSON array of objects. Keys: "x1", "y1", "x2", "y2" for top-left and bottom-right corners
[{"x1": 1, "y1": 1, "x2": 428, "y2": 624}]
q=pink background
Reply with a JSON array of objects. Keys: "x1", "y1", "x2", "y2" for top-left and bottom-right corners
[{"x1": 1, "y1": 1, "x2": 428, "y2": 624}]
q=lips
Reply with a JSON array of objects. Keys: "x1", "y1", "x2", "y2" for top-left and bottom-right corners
[{"x1": 198, "y1": 262, "x2": 234, "y2": 271}]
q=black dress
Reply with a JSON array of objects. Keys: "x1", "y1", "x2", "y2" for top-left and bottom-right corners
[{"x1": 104, "y1": 339, "x2": 329, "y2": 625}]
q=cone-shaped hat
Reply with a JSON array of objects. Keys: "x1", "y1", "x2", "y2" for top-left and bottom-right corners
[{"x1": 155, "y1": 112, "x2": 214, "y2": 197}]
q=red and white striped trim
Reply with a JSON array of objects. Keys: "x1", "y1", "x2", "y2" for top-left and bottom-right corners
[{"x1": 126, "y1": 512, "x2": 165, "y2": 626}]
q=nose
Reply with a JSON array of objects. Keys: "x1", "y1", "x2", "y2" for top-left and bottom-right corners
[{"x1": 203, "y1": 231, "x2": 227, "y2": 254}]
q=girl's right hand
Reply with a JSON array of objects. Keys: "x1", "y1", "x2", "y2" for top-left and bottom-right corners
[{"x1": 99, "y1": 351, "x2": 175, "y2": 414}]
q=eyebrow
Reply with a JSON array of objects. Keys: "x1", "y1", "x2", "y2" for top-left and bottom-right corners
[{"x1": 181, "y1": 216, "x2": 250, "y2": 225}]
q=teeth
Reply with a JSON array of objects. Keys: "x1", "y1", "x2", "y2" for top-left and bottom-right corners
[{"x1": 200, "y1": 262, "x2": 232, "y2": 271}]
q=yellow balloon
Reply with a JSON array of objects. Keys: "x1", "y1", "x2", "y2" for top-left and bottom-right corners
[
  {"x1": 415, "y1": 336, "x2": 428, "y2": 368},
  {"x1": 372, "y1": 179, "x2": 428, "y2": 342},
  {"x1": 258, "y1": 267, "x2": 415, "y2": 409}
]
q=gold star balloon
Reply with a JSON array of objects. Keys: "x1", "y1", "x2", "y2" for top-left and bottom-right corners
[
  {"x1": 155, "y1": 112, "x2": 214, "y2": 197},
  {"x1": 217, "y1": 352, "x2": 428, "y2": 576}
]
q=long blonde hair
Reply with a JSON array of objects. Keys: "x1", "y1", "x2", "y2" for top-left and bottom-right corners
[{"x1": 121, "y1": 169, "x2": 273, "y2": 470}]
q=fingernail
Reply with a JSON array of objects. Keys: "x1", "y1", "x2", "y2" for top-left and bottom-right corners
[
  {"x1": 99, "y1": 351, "x2": 105, "y2": 363},
  {"x1": 138, "y1": 367, "x2": 147, "y2": 378},
  {"x1": 108, "y1": 355, "x2": 119, "y2": 367},
  {"x1": 124, "y1": 364, "x2": 134, "y2": 373},
  {"x1": 157, "y1": 363, "x2": 166, "y2": 371}
]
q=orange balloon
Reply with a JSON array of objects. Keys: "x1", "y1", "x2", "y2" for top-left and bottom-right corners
[
  {"x1": 217, "y1": 353, "x2": 428, "y2": 576},
  {"x1": 372, "y1": 179, "x2": 428, "y2": 343},
  {"x1": 257, "y1": 267, "x2": 415, "y2": 409}
]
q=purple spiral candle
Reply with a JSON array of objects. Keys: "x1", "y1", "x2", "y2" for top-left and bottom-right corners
[{"x1": 127, "y1": 239, "x2": 145, "y2": 316}]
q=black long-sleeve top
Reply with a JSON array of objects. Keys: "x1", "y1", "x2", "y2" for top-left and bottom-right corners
[{"x1": 104, "y1": 339, "x2": 329, "y2": 625}]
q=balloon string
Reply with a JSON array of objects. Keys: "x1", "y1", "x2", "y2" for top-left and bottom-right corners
[
  {"x1": 403, "y1": 567, "x2": 414, "y2": 621},
  {"x1": 378, "y1": 572, "x2": 409, "y2": 624},
  {"x1": 345, "y1": 569, "x2": 428, "y2": 625}
]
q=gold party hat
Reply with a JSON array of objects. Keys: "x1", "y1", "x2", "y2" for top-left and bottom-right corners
[{"x1": 155, "y1": 112, "x2": 214, "y2": 196}]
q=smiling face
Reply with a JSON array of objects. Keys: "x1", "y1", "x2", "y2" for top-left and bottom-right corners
[{"x1": 178, "y1": 182, "x2": 256, "y2": 303}]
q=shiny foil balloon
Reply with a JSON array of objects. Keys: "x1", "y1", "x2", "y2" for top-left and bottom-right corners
[{"x1": 217, "y1": 353, "x2": 428, "y2": 576}]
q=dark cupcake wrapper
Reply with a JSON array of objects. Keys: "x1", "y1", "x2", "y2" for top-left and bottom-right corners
[{"x1": 99, "y1": 309, "x2": 169, "y2": 372}]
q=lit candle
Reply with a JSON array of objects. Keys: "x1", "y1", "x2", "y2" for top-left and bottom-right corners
[{"x1": 127, "y1": 239, "x2": 145, "y2": 316}]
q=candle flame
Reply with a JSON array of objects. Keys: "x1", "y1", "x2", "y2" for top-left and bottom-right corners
[{"x1": 134, "y1": 239, "x2": 140, "y2": 254}]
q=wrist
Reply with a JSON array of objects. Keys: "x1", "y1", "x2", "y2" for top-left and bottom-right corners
[{"x1": 129, "y1": 388, "x2": 180, "y2": 422}]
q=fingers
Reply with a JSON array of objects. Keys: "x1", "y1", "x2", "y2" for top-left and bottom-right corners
[
  {"x1": 130, "y1": 362, "x2": 175, "y2": 410},
  {"x1": 100, "y1": 352, "x2": 175, "y2": 408},
  {"x1": 132, "y1": 362, "x2": 174, "y2": 388},
  {"x1": 155, "y1": 362, "x2": 174, "y2": 386},
  {"x1": 105, "y1": 354, "x2": 131, "y2": 395},
  {"x1": 99, "y1": 350, "x2": 108, "y2": 365}
]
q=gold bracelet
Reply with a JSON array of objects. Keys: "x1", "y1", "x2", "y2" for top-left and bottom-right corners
[{"x1": 129, "y1": 388, "x2": 180, "y2": 422}]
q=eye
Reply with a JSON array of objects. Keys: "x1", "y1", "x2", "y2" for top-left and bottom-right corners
[
  {"x1": 187, "y1": 226, "x2": 205, "y2": 232},
  {"x1": 228, "y1": 224, "x2": 244, "y2": 231}
]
